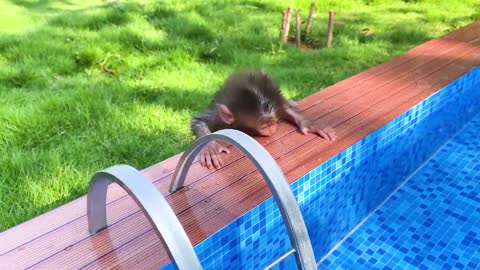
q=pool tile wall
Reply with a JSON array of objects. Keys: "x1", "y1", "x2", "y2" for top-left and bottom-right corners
[
  {"x1": 319, "y1": 112, "x2": 480, "y2": 270},
  {"x1": 160, "y1": 66, "x2": 480, "y2": 270}
]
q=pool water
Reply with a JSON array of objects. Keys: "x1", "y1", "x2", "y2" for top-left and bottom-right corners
[{"x1": 320, "y1": 113, "x2": 480, "y2": 269}]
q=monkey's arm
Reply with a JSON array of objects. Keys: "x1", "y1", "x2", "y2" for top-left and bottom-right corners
[
  {"x1": 282, "y1": 101, "x2": 337, "y2": 140},
  {"x1": 190, "y1": 107, "x2": 230, "y2": 169},
  {"x1": 191, "y1": 107, "x2": 217, "y2": 138},
  {"x1": 281, "y1": 101, "x2": 309, "y2": 128}
]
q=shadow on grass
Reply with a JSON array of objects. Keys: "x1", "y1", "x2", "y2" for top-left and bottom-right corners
[
  {"x1": 146, "y1": 6, "x2": 216, "y2": 42},
  {"x1": 129, "y1": 85, "x2": 213, "y2": 112},
  {"x1": 49, "y1": 7, "x2": 131, "y2": 30},
  {"x1": 332, "y1": 11, "x2": 432, "y2": 45},
  {"x1": 10, "y1": 0, "x2": 148, "y2": 30},
  {"x1": 10, "y1": 0, "x2": 75, "y2": 12}
]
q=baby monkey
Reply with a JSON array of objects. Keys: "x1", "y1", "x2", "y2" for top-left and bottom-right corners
[{"x1": 191, "y1": 70, "x2": 336, "y2": 169}]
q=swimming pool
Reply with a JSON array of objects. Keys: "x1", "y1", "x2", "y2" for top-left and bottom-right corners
[
  {"x1": 160, "y1": 66, "x2": 480, "y2": 270},
  {"x1": 320, "y1": 109, "x2": 480, "y2": 269}
]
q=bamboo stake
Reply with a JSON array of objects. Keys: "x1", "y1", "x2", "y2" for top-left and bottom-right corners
[
  {"x1": 280, "y1": 10, "x2": 287, "y2": 41},
  {"x1": 281, "y1": 6, "x2": 292, "y2": 43},
  {"x1": 326, "y1": 9, "x2": 335, "y2": 48},
  {"x1": 305, "y1": 2, "x2": 316, "y2": 38},
  {"x1": 295, "y1": 9, "x2": 301, "y2": 48}
]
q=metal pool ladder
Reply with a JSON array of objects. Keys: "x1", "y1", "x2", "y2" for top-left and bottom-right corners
[
  {"x1": 170, "y1": 129, "x2": 316, "y2": 270},
  {"x1": 87, "y1": 129, "x2": 316, "y2": 270},
  {"x1": 87, "y1": 165, "x2": 202, "y2": 269}
]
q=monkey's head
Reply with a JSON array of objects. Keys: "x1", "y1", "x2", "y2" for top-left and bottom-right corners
[{"x1": 215, "y1": 83, "x2": 283, "y2": 137}]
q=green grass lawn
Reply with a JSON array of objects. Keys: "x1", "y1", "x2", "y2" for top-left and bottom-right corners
[{"x1": 0, "y1": 0, "x2": 478, "y2": 231}]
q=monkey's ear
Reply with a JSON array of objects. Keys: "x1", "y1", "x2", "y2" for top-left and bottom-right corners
[{"x1": 216, "y1": 104, "x2": 235, "y2": 124}]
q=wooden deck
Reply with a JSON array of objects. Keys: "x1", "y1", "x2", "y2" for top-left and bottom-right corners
[{"x1": 1, "y1": 21, "x2": 479, "y2": 270}]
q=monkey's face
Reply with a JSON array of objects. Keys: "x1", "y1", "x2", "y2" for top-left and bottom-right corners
[
  {"x1": 252, "y1": 100, "x2": 279, "y2": 136},
  {"x1": 255, "y1": 119, "x2": 278, "y2": 137},
  {"x1": 239, "y1": 117, "x2": 278, "y2": 137}
]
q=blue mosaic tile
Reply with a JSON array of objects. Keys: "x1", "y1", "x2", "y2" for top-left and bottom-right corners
[
  {"x1": 319, "y1": 113, "x2": 480, "y2": 269},
  {"x1": 160, "y1": 66, "x2": 480, "y2": 269}
]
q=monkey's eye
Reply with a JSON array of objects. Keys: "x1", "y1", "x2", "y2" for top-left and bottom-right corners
[
  {"x1": 259, "y1": 120, "x2": 276, "y2": 130},
  {"x1": 267, "y1": 119, "x2": 277, "y2": 126},
  {"x1": 259, "y1": 125, "x2": 269, "y2": 130}
]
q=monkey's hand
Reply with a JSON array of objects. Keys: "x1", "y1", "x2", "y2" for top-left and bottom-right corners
[
  {"x1": 297, "y1": 119, "x2": 337, "y2": 141},
  {"x1": 199, "y1": 141, "x2": 231, "y2": 170}
]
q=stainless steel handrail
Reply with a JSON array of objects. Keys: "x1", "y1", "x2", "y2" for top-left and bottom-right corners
[
  {"x1": 169, "y1": 129, "x2": 316, "y2": 270},
  {"x1": 87, "y1": 165, "x2": 202, "y2": 270}
]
